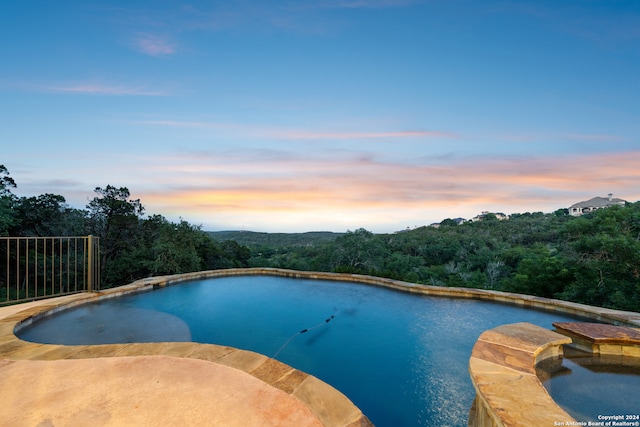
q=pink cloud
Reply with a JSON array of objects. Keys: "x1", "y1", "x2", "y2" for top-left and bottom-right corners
[
  {"x1": 44, "y1": 83, "x2": 168, "y2": 96},
  {"x1": 563, "y1": 134, "x2": 627, "y2": 142},
  {"x1": 275, "y1": 130, "x2": 456, "y2": 140},
  {"x1": 496, "y1": 133, "x2": 628, "y2": 143},
  {"x1": 134, "y1": 149, "x2": 640, "y2": 230},
  {"x1": 320, "y1": 0, "x2": 416, "y2": 9},
  {"x1": 133, "y1": 33, "x2": 176, "y2": 56},
  {"x1": 136, "y1": 119, "x2": 456, "y2": 140},
  {"x1": 41, "y1": 147, "x2": 630, "y2": 231},
  {"x1": 136, "y1": 120, "x2": 230, "y2": 129}
]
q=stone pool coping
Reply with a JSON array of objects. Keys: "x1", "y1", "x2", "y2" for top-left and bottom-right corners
[
  {"x1": 468, "y1": 322, "x2": 575, "y2": 427},
  {"x1": 138, "y1": 267, "x2": 640, "y2": 328},
  {"x1": 2, "y1": 267, "x2": 640, "y2": 426},
  {"x1": 468, "y1": 321, "x2": 640, "y2": 427},
  {"x1": 110, "y1": 267, "x2": 640, "y2": 327},
  {"x1": 552, "y1": 322, "x2": 640, "y2": 356}
]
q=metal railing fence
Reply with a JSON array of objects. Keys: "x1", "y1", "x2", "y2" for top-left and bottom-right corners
[{"x1": 0, "y1": 235, "x2": 100, "y2": 305}]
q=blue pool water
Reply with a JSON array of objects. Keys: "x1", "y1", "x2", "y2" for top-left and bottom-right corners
[
  {"x1": 543, "y1": 355, "x2": 640, "y2": 422},
  {"x1": 19, "y1": 275, "x2": 583, "y2": 427}
]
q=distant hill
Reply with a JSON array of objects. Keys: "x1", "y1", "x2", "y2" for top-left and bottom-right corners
[{"x1": 208, "y1": 231, "x2": 343, "y2": 247}]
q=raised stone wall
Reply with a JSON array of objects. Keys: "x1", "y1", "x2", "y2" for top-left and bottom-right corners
[{"x1": 467, "y1": 323, "x2": 574, "y2": 427}]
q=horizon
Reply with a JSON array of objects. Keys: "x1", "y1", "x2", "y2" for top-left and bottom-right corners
[
  {"x1": 3, "y1": 0, "x2": 639, "y2": 233},
  {"x1": 7, "y1": 164, "x2": 634, "y2": 234},
  {"x1": 204, "y1": 195, "x2": 638, "y2": 234}
]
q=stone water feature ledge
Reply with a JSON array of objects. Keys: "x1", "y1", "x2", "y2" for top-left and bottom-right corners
[
  {"x1": 552, "y1": 322, "x2": 640, "y2": 357},
  {"x1": 468, "y1": 321, "x2": 640, "y2": 427},
  {"x1": 468, "y1": 322, "x2": 575, "y2": 427}
]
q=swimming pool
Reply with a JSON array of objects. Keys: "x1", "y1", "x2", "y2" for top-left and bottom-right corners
[{"x1": 19, "y1": 275, "x2": 585, "y2": 427}]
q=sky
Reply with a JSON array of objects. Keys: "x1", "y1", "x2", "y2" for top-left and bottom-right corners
[{"x1": 1, "y1": 0, "x2": 639, "y2": 233}]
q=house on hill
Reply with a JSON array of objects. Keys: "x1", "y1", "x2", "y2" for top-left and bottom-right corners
[{"x1": 569, "y1": 194, "x2": 626, "y2": 216}]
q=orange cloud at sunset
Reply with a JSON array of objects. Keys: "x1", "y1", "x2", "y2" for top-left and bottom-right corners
[
  {"x1": 136, "y1": 120, "x2": 454, "y2": 141},
  {"x1": 132, "y1": 149, "x2": 640, "y2": 232}
]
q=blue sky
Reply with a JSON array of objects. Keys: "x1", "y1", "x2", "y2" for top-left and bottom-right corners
[{"x1": 1, "y1": 0, "x2": 639, "y2": 232}]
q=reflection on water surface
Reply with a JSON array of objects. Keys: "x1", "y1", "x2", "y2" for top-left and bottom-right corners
[{"x1": 543, "y1": 352, "x2": 640, "y2": 422}]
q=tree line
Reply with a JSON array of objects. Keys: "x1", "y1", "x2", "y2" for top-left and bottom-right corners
[
  {"x1": 0, "y1": 166, "x2": 249, "y2": 292},
  {"x1": 248, "y1": 207, "x2": 640, "y2": 313}
]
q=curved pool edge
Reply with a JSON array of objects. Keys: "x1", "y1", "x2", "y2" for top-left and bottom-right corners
[
  {"x1": 468, "y1": 322, "x2": 575, "y2": 427},
  {"x1": 0, "y1": 292, "x2": 372, "y2": 427},
  {"x1": 468, "y1": 321, "x2": 640, "y2": 427},
  {"x1": 128, "y1": 267, "x2": 640, "y2": 327}
]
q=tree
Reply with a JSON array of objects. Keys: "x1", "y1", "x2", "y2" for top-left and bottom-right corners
[
  {"x1": 11, "y1": 193, "x2": 68, "y2": 236},
  {"x1": 331, "y1": 228, "x2": 387, "y2": 273},
  {"x1": 86, "y1": 186, "x2": 145, "y2": 287},
  {"x1": 485, "y1": 260, "x2": 504, "y2": 289},
  {"x1": 439, "y1": 218, "x2": 459, "y2": 227},
  {"x1": 561, "y1": 203, "x2": 640, "y2": 311},
  {"x1": 87, "y1": 186, "x2": 144, "y2": 236},
  {"x1": 0, "y1": 165, "x2": 17, "y2": 236},
  {"x1": 0, "y1": 165, "x2": 16, "y2": 194},
  {"x1": 482, "y1": 213, "x2": 498, "y2": 222},
  {"x1": 502, "y1": 244, "x2": 572, "y2": 298},
  {"x1": 150, "y1": 219, "x2": 203, "y2": 275},
  {"x1": 219, "y1": 240, "x2": 251, "y2": 268}
]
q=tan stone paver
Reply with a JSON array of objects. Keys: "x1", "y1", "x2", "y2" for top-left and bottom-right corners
[
  {"x1": 468, "y1": 323, "x2": 574, "y2": 427},
  {"x1": 0, "y1": 356, "x2": 326, "y2": 427}
]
